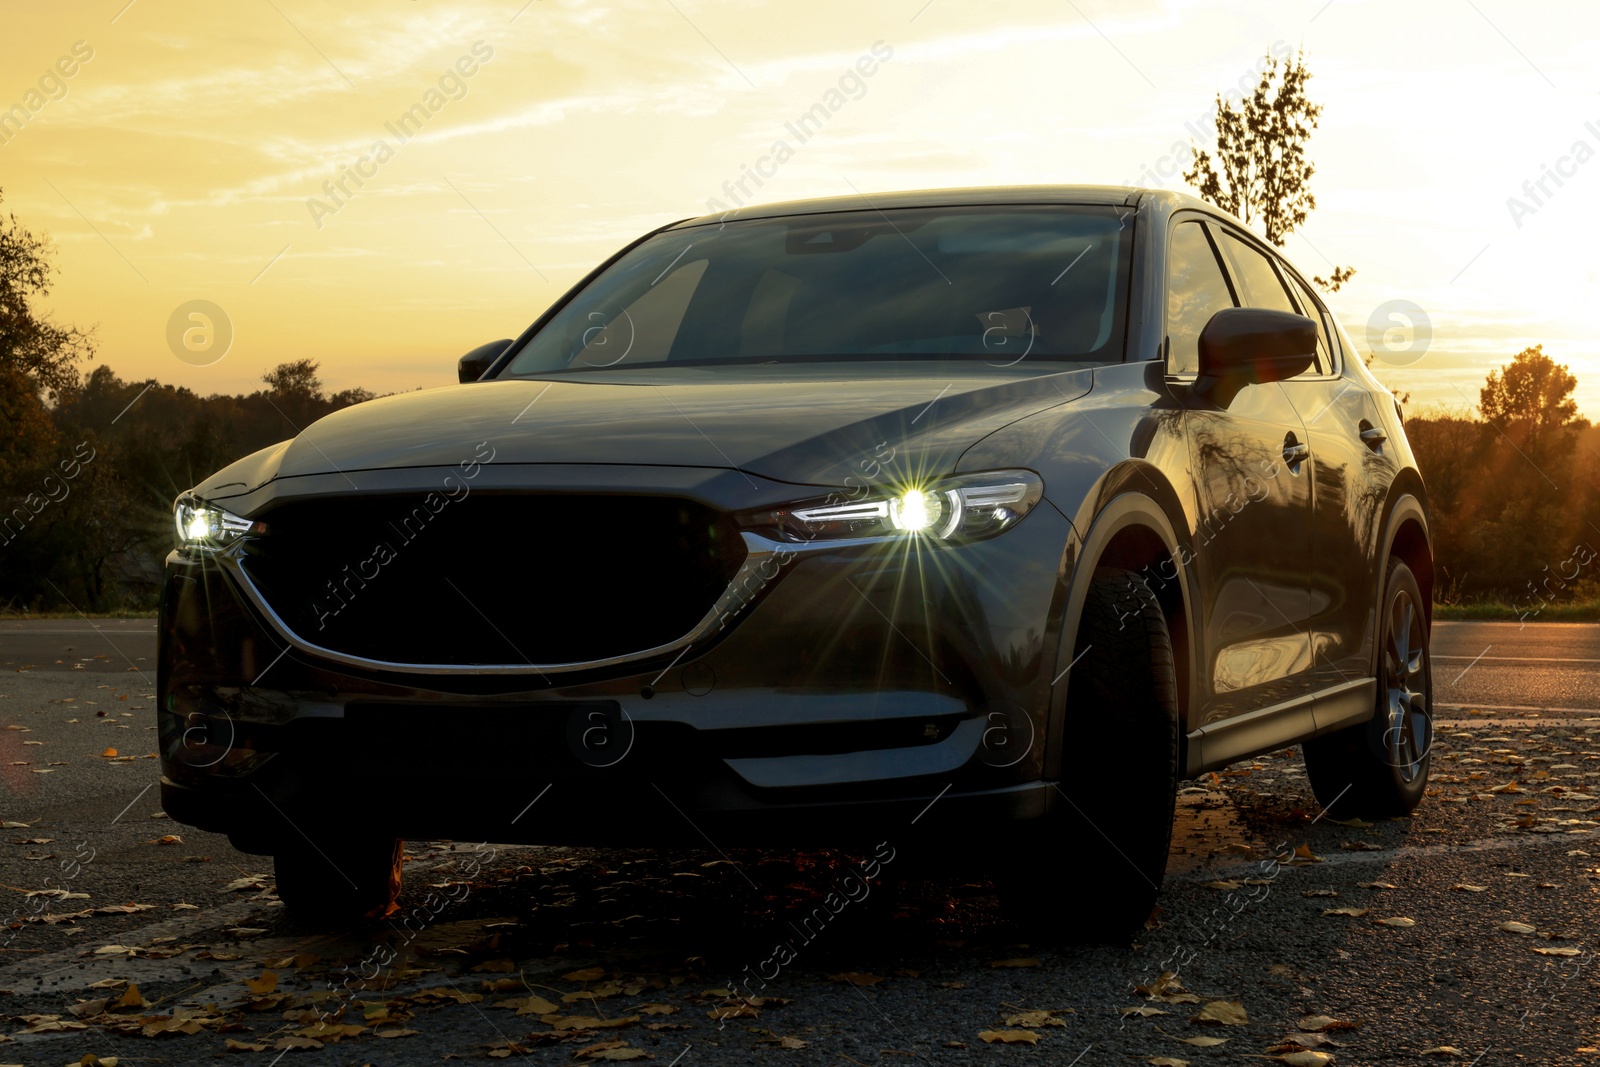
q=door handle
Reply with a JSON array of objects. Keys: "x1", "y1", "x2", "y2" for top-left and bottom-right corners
[
  {"x1": 1358, "y1": 420, "x2": 1387, "y2": 450},
  {"x1": 1282, "y1": 433, "x2": 1310, "y2": 466}
]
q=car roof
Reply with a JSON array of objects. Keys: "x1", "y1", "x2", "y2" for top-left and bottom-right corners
[{"x1": 668, "y1": 185, "x2": 1214, "y2": 229}]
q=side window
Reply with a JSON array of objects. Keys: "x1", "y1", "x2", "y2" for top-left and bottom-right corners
[
  {"x1": 1165, "y1": 220, "x2": 1237, "y2": 376},
  {"x1": 1286, "y1": 273, "x2": 1336, "y2": 375},
  {"x1": 1215, "y1": 231, "x2": 1297, "y2": 313}
]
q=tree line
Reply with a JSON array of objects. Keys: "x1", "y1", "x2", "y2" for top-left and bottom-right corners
[{"x1": 3, "y1": 161, "x2": 1596, "y2": 615}]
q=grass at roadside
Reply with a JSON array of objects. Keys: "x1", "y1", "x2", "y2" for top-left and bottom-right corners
[{"x1": 1435, "y1": 598, "x2": 1600, "y2": 622}]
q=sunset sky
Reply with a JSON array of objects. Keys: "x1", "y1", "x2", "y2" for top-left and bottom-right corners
[{"x1": 3, "y1": 0, "x2": 1596, "y2": 416}]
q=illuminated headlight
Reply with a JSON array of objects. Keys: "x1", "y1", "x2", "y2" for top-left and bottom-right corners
[
  {"x1": 759, "y1": 471, "x2": 1044, "y2": 543},
  {"x1": 173, "y1": 495, "x2": 258, "y2": 555}
]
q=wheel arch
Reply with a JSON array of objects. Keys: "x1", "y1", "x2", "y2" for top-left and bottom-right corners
[
  {"x1": 1045, "y1": 479, "x2": 1200, "y2": 779},
  {"x1": 1378, "y1": 478, "x2": 1434, "y2": 632}
]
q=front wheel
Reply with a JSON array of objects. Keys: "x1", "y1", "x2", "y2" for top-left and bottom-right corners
[
  {"x1": 1304, "y1": 557, "x2": 1433, "y2": 819},
  {"x1": 995, "y1": 567, "x2": 1180, "y2": 941},
  {"x1": 275, "y1": 837, "x2": 404, "y2": 925}
]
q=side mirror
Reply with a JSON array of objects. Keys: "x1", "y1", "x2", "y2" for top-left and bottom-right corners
[
  {"x1": 458, "y1": 339, "x2": 513, "y2": 383},
  {"x1": 1197, "y1": 308, "x2": 1317, "y2": 387}
]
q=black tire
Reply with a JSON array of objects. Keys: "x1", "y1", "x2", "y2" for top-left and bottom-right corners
[
  {"x1": 996, "y1": 567, "x2": 1180, "y2": 941},
  {"x1": 1304, "y1": 557, "x2": 1433, "y2": 819},
  {"x1": 274, "y1": 837, "x2": 403, "y2": 925}
]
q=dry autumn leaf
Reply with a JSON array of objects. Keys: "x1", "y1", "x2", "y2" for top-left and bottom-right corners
[
  {"x1": 377, "y1": 1028, "x2": 420, "y2": 1038},
  {"x1": 1297, "y1": 1015, "x2": 1356, "y2": 1032},
  {"x1": 225, "y1": 1039, "x2": 269, "y2": 1051},
  {"x1": 978, "y1": 1030, "x2": 1041, "y2": 1045},
  {"x1": 1176, "y1": 1036, "x2": 1229, "y2": 1047},
  {"x1": 499, "y1": 995, "x2": 560, "y2": 1015},
  {"x1": 779, "y1": 1036, "x2": 808, "y2": 1049},
  {"x1": 1276, "y1": 1052, "x2": 1335, "y2": 1066},
  {"x1": 1373, "y1": 917, "x2": 1416, "y2": 927},
  {"x1": 1121, "y1": 1006, "x2": 1168, "y2": 1018},
  {"x1": 1534, "y1": 947, "x2": 1581, "y2": 956},
  {"x1": 1323, "y1": 907, "x2": 1370, "y2": 917},
  {"x1": 1005, "y1": 1010, "x2": 1070, "y2": 1028},
  {"x1": 112, "y1": 983, "x2": 148, "y2": 1010},
  {"x1": 1421, "y1": 1048, "x2": 1464, "y2": 1057},
  {"x1": 243, "y1": 970, "x2": 278, "y2": 995},
  {"x1": 1149, "y1": 1059, "x2": 1190, "y2": 1067},
  {"x1": 563, "y1": 966, "x2": 606, "y2": 982},
  {"x1": 1193, "y1": 1000, "x2": 1248, "y2": 1026},
  {"x1": 100, "y1": 747, "x2": 117, "y2": 758},
  {"x1": 1499, "y1": 921, "x2": 1536, "y2": 934},
  {"x1": 1451, "y1": 884, "x2": 1489, "y2": 893}
]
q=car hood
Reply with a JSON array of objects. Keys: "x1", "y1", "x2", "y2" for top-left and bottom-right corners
[{"x1": 194, "y1": 363, "x2": 1095, "y2": 498}]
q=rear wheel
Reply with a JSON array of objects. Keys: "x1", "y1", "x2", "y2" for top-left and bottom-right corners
[
  {"x1": 274, "y1": 837, "x2": 403, "y2": 925},
  {"x1": 996, "y1": 567, "x2": 1180, "y2": 941},
  {"x1": 1304, "y1": 557, "x2": 1433, "y2": 818}
]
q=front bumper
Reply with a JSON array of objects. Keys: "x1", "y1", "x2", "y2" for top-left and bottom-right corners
[{"x1": 158, "y1": 465, "x2": 1074, "y2": 851}]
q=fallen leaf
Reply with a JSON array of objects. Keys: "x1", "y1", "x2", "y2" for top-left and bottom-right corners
[
  {"x1": 1149, "y1": 1059, "x2": 1190, "y2": 1067},
  {"x1": 499, "y1": 995, "x2": 561, "y2": 1015},
  {"x1": 1286, "y1": 844, "x2": 1324, "y2": 865},
  {"x1": 562, "y1": 966, "x2": 606, "y2": 982},
  {"x1": 471, "y1": 958, "x2": 515, "y2": 973},
  {"x1": 100, "y1": 747, "x2": 118, "y2": 758},
  {"x1": 1205, "y1": 880, "x2": 1243, "y2": 890},
  {"x1": 1005, "y1": 1010, "x2": 1070, "y2": 1028},
  {"x1": 1121, "y1": 1005, "x2": 1169, "y2": 1018},
  {"x1": 1193, "y1": 1000, "x2": 1248, "y2": 1026},
  {"x1": 1534, "y1": 947, "x2": 1581, "y2": 956},
  {"x1": 1297, "y1": 1015, "x2": 1357, "y2": 1032},
  {"x1": 376, "y1": 1028, "x2": 420, "y2": 1038},
  {"x1": 1276, "y1": 1052, "x2": 1335, "y2": 1066},
  {"x1": 539, "y1": 1014, "x2": 639, "y2": 1031},
  {"x1": 273, "y1": 1036, "x2": 322, "y2": 1050},
  {"x1": 112, "y1": 983, "x2": 149, "y2": 1010},
  {"x1": 224, "y1": 1039, "x2": 269, "y2": 1051},
  {"x1": 1177, "y1": 1036, "x2": 1229, "y2": 1047},
  {"x1": 1451, "y1": 884, "x2": 1489, "y2": 893},
  {"x1": 1373, "y1": 917, "x2": 1416, "y2": 927},
  {"x1": 779, "y1": 1036, "x2": 807, "y2": 1049},
  {"x1": 1499, "y1": 921, "x2": 1537, "y2": 934},
  {"x1": 978, "y1": 1030, "x2": 1041, "y2": 1045},
  {"x1": 1421, "y1": 1048, "x2": 1464, "y2": 1057},
  {"x1": 243, "y1": 970, "x2": 278, "y2": 995},
  {"x1": 1322, "y1": 907, "x2": 1370, "y2": 917}
]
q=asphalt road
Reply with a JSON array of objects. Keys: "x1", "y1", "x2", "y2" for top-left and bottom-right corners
[{"x1": 1, "y1": 618, "x2": 1598, "y2": 1064}]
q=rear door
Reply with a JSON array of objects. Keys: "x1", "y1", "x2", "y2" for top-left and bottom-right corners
[
  {"x1": 1278, "y1": 267, "x2": 1393, "y2": 693},
  {"x1": 1168, "y1": 217, "x2": 1316, "y2": 725}
]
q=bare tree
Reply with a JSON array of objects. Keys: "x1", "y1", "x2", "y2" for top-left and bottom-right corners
[{"x1": 1184, "y1": 50, "x2": 1356, "y2": 292}]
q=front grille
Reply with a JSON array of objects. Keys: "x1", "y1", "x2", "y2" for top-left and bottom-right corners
[{"x1": 237, "y1": 493, "x2": 744, "y2": 667}]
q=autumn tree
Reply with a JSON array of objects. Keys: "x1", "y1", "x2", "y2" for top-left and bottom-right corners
[
  {"x1": 1479, "y1": 344, "x2": 1582, "y2": 448},
  {"x1": 1184, "y1": 50, "x2": 1356, "y2": 292}
]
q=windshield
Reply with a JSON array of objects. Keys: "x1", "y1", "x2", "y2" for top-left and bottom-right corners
[{"x1": 501, "y1": 205, "x2": 1133, "y2": 374}]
